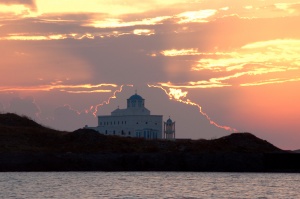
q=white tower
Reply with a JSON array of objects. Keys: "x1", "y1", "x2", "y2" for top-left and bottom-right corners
[{"x1": 164, "y1": 117, "x2": 175, "y2": 140}]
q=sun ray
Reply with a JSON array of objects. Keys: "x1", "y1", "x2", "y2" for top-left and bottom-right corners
[
  {"x1": 148, "y1": 84, "x2": 237, "y2": 132},
  {"x1": 91, "y1": 84, "x2": 133, "y2": 117}
]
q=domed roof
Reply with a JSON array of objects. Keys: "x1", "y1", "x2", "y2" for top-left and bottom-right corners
[
  {"x1": 128, "y1": 93, "x2": 144, "y2": 100},
  {"x1": 166, "y1": 118, "x2": 173, "y2": 124}
]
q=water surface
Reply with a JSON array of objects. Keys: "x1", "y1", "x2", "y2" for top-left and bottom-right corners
[{"x1": 1, "y1": 172, "x2": 299, "y2": 198}]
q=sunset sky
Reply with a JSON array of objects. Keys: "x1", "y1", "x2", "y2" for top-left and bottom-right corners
[{"x1": 1, "y1": 0, "x2": 300, "y2": 149}]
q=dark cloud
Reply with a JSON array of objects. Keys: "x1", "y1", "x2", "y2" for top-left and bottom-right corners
[
  {"x1": 7, "y1": 96, "x2": 40, "y2": 120},
  {"x1": 49, "y1": 104, "x2": 94, "y2": 131},
  {"x1": 0, "y1": 102, "x2": 4, "y2": 113},
  {"x1": 0, "y1": 0, "x2": 36, "y2": 11}
]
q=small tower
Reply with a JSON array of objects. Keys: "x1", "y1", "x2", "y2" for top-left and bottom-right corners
[{"x1": 164, "y1": 117, "x2": 175, "y2": 140}]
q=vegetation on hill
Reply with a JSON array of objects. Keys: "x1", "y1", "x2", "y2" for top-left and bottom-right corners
[
  {"x1": 2, "y1": 113, "x2": 300, "y2": 172},
  {"x1": 0, "y1": 113, "x2": 282, "y2": 153}
]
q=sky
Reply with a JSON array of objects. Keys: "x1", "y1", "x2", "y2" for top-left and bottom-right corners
[{"x1": 0, "y1": 0, "x2": 300, "y2": 150}]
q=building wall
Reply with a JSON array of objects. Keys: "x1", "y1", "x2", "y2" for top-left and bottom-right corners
[{"x1": 96, "y1": 115, "x2": 163, "y2": 139}]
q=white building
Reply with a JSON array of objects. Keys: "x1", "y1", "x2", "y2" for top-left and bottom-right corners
[
  {"x1": 89, "y1": 93, "x2": 163, "y2": 139},
  {"x1": 164, "y1": 117, "x2": 175, "y2": 140}
]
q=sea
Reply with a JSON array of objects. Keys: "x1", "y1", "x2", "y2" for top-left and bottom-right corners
[{"x1": 0, "y1": 172, "x2": 299, "y2": 199}]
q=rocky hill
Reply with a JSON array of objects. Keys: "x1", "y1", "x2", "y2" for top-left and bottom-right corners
[{"x1": 0, "y1": 113, "x2": 299, "y2": 172}]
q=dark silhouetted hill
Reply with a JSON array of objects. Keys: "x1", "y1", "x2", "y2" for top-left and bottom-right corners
[
  {"x1": 294, "y1": 149, "x2": 300, "y2": 153},
  {"x1": 0, "y1": 113, "x2": 283, "y2": 153},
  {"x1": 1, "y1": 113, "x2": 299, "y2": 172},
  {"x1": 0, "y1": 113, "x2": 43, "y2": 128}
]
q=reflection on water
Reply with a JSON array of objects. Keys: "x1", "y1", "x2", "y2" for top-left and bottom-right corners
[{"x1": 0, "y1": 172, "x2": 299, "y2": 199}]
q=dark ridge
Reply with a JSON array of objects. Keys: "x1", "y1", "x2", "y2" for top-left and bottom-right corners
[
  {"x1": 0, "y1": 113, "x2": 65, "y2": 152},
  {"x1": 62, "y1": 129, "x2": 159, "y2": 153},
  {"x1": 0, "y1": 113, "x2": 42, "y2": 128},
  {"x1": 1, "y1": 113, "x2": 300, "y2": 172},
  {"x1": 0, "y1": 113, "x2": 283, "y2": 153},
  {"x1": 179, "y1": 132, "x2": 282, "y2": 153},
  {"x1": 213, "y1": 132, "x2": 282, "y2": 152}
]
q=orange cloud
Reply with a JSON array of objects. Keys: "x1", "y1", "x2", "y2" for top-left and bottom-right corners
[
  {"x1": 133, "y1": 29, "x2": 155, "y2": 36},
  {"x1": 158, "y1": 39, "x2": 300, "y2": 88},
  {"x1": 148, "y1": 84, "x2": 237, "y2": 132},
  {"x1": 91, "y1": 84, "x2": 133, "y2": 116},
  {"x1": 161, "y1": 48, "x2": 200, "y2": 56},
  {"x1": 241, "y1": 77, "x2": 300, "y2": 87},
  {"x1": 0, "y1": 83, "x2": 118, "y2": 93},
  {"x1": 0, "y1": 0, "x2": 36, "y2": 11},
  {"x1": 177, "y1": 9, "x2": 217, "y2": 23}
]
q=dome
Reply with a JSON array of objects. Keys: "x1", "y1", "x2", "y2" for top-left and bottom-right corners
[
  {"x1": 166, "y1": 118, "x2": 173, "y2": 124},
  {"x1": 128, "y1": 94, "x2": 143, "y2": 100}
]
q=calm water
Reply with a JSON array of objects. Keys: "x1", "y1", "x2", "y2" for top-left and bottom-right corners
[{"x1": 0, "y1": 172, "x2": 299, "y2": 199}]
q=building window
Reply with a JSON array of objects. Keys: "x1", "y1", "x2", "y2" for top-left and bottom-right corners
[
  {"x1": 128, "y1": 131, "x2": 131, "y2": 135},
  {"x1": 125, "y1": 121, "x2": 126, "y2": 124},
  {"x1": 136, "y1": 122, "x2": 138, "y2": 124},
  {"x1": 114, "y1": 121, "x2": 115, "y2": 125},
  {"x1": 118, "y1": 121, "x2": 119, "y2": 124},
  {"x1": 145, "y1": 122, "x2": 148, "y2": 124},
  {"x1": 100, "y1": 122, "x2": 102, "y2": 125},
  {"x1": 105, "y1": 130, "x2": 107, "y2": 134}
]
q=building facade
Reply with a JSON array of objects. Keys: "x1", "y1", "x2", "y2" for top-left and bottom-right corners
[
  {"x1": 164, "y1": 117, "x2": 175, "y2": 140},
  {"x1": 90, "y1": 93, "x2": 163, "y2": 139}
]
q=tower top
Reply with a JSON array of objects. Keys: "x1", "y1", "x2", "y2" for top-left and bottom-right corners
[
  {"x1": 128, "y1": 93, "x2": 144, "y2": 100},
  {"x1": 166, "y1": 117, "x2": 173, "y2": 124},
  {"x1": 127, "y1": 93, "x2": 145, "y2": 108}
]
